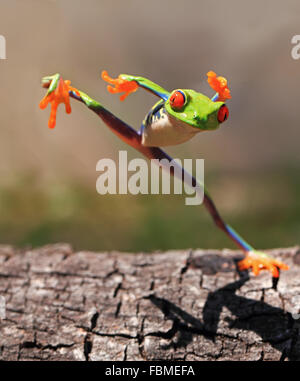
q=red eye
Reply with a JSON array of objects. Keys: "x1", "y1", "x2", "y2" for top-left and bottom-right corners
[
  {"x1": 169, "y1": 90, "x2": 186, "y2": 110},
  {"x1": 217, "y1": 105, "x2": 229, "y2": 123}
]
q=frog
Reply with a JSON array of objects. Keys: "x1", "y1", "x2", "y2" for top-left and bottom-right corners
[
  {"x1": 101, "y1": 70, "x2": 230, "y2": 147},
  {"x1": 39, "y1": 70, "x2": 289, "y2": 279}
]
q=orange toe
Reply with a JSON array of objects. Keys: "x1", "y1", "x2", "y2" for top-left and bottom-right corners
[
  {"x1": 207, "y1": 71, "x2": 231, "y2": 102},
  {"x1": 101, "y1": 70, "x2": 138, "y2": 101},
  {"x1": 238, "y1": 251, "x2": 289, "y2": 278}
]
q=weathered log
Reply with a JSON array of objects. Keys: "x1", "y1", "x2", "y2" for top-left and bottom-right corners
[{"x1": 0, "y1": 244, "x2": 299, "y2": 361}]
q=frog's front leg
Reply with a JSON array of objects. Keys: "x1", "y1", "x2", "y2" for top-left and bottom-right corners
[{"x1": 101, "y1": 71, "x2": 170, "y2": 101}]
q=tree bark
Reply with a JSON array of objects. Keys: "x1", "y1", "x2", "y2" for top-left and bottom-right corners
[{"x1": 0, "y1": 244, "x2": 299, "y2": 361}]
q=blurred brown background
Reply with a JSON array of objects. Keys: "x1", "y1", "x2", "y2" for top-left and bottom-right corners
[{"x1": 0, "y1": 0, "x2": 299, "y2": 252}]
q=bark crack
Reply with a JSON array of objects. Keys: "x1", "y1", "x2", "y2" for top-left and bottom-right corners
[{"x1": 0, "y1": 245, "x2": 299, "y2": 361}]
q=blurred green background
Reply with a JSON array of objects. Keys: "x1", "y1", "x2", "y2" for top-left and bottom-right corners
[{"x1": 0, "y1": 0, "x2": 299, "y2": 252}]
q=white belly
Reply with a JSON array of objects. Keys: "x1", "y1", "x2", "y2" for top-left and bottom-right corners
[{"x1": 141, "y1": 113, "x2": 201, "y2": 147}]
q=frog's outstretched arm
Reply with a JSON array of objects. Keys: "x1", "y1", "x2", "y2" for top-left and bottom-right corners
[
  {"x1": 39, "y1": 74, "x2": 289, "y2": 278},
  {"x1": 101, "y1": 71, "x2": 170, "y2": 101}
]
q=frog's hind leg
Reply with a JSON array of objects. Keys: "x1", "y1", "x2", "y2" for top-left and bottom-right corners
[
  {"x1": 69, "y1": 89, "x2": 256, "y2": 254},
  {"x1": 69, "y1": 89, "x2": 290, "y2": 279},
  {"x1": 39, "y1": 74, "x2": 289, "y2": 279}
]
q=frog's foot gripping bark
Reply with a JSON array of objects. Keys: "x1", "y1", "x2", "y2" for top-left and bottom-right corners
[
  {"x1": 101, "y1": 70, "x2": 138, "y2": 101},
  {"x1": 207, "y1": 71, "x2": 231, "y2": 102},
  {"x1": 238, "y1": 250, "x2": 289, "y2": 278},
  {"x1": 39, "y1": 74, "x2": 80, "y2": 129}
]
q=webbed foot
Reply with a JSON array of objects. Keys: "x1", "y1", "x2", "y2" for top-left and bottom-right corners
[
  {"x1": 101, "y1": 70, "x2": 138, "y2": 101},
  {"x1": 207, "y1": 71, "x2": 231, "y2": 102},
  {"x1": 39, "y1": 74, "x2": 79, "y2": 128},
  {"x1": 238, "y1": 250, "x2": 289, "y2": 278}
]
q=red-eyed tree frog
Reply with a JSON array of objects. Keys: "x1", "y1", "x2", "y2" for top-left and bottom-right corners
[
  {"x1": 39, "y1": 70, "x2": 289, "y2": 279},
  {"x1": 102, "y1": 70, "x2": 230, "y2": 147}
]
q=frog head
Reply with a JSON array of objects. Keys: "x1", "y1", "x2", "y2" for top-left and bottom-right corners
[{"x1": 165, "y1": 89, "x2": 229, "y2": 130}]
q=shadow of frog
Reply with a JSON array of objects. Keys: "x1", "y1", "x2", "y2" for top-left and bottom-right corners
[{"x1": 146, "y1": 255, "x2": 299, "y2": 360}]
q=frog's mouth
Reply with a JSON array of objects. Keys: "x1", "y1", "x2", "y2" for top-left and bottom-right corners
[{"x1": 192, "y1": 112, "x2": 221, "y2": 130}]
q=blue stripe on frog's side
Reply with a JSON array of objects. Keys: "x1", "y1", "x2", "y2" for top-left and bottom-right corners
[{"x1": 140, "y1": 99, "x2": 166, "y2": 135}]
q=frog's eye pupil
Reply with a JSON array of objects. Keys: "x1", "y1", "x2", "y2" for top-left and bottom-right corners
[
  {"x1": 169, "y1": 90, "x2": 186, "y2": 110},
  {"x1": 217, "y1": 104, "x2": 229, "y2": 123}
]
